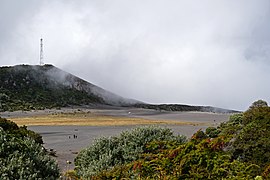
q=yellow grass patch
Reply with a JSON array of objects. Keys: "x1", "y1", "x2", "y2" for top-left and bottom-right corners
[{"x1": 8, "y1": 112, "x2": 204, "y2": 126}]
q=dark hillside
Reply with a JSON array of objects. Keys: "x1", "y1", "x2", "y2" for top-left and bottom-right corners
[
  {"x1": 0, "y1": 64, "x2": 136, "y2": 111},
  {"x1": 134, "y1": 103, "x2": 239, "y2": 113},
  {"x1": 0, "y1": 64, "x2": 237, "y2": 113}
]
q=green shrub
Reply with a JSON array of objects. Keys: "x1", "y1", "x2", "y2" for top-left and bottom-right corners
[
  {"x1": 205, "y1": 127, "x2": 220, "y2": 138},
  {"x1": 0, "y1": 117, "x2": 19, "y2": 131},
  {"x1": 75, "y1": 126, "x2": 186, "y2": 178},
  {"x1": 0, "y1": 128, "x2": 60, "y2": 179},
  {"x1": 217, "y1": 101, "x2": 270, "y2": 173},
  {"x1": 0, "y1": 118, "x2": 43, "y2": 144},
  {"x1": 93, "y1": 136, "x2": 260, "y2": 179},
  {"x1": 16, "y1": 126, "x2": 43, "y2": 144},
  {"x1": 218, "y1": 113, "x2": 243, "y2": 136},
  {"x1": 91, "y1": 100, "x2": 270, "y2": 179},
  {"x1": 232, "y1": 106, "x2": 270, "y2": 170},
  {"x1": 249, "y1": 99, "x2": 268, "y2": 110}
]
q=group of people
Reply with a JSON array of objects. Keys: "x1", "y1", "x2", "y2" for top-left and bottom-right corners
[{"x1": 68, "y1": 134, "x2": 78, "y2": 139}]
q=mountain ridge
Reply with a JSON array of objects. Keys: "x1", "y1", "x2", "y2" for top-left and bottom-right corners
[
  {"x1": 0, "y1": 64, "x2": 139, "y2": 111},
  {"x1": 0, "y1": 64, "x2": 238, "y2": 113}
]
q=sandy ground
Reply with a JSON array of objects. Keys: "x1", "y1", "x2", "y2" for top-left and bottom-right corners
[{"x1": 1, "y1": 107, "x2": 230, "y2": 172}]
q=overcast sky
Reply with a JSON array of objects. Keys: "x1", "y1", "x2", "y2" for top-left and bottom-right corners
[{"x1": 0, "y1": 0, "x2": 269, "y2": 110}]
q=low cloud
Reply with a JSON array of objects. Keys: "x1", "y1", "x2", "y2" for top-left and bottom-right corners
[{"x1": 0, "y1": 0, "x2": 269, "y2": 110}]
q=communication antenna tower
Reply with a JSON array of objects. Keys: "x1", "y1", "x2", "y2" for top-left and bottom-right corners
[{"x1": 40, "y1": 38, "x2": 44, "y2": 65}]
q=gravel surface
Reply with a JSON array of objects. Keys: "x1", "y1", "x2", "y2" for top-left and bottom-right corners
[
  {"x1": 28, "y1": 124, "x2": 214, "y2": 172},
  {"x1": 25, "y1": 108, "x2": 229, "y2": 171}
]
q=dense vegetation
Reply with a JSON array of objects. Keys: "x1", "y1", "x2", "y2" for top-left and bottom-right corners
[
  {"x1": 219, "y1": 100, "x2": 270, "y2": 173},
  {"x1": 74, "y1": 126, "x2": 187, "y2": 178},
  {"x1": 0, "y1": 117, "x2": 43, "y2": 144},
  {"x1": 0, "y1": 64, "x2": 104, "y2": 111},
  {"x1": 0, "y1": 117, "x2": 60, "y2": 179},
  {"x1": 74, "y1": 100, "x2": 270, "y2": 179}
]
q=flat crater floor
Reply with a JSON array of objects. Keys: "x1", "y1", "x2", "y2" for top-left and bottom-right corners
[{"x1": 1, "y1": 107, "x2": 230, "y2": 172}]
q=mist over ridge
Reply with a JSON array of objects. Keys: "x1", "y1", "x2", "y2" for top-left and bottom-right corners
[
  {"x1": 0, "y1": 64, "x2": 239, "y2": 113},
  {"x1": 0, "y1": 64, "x2": 140, "y2": 112},
  {"x1": 1, "y1": 1, "x2": 270, "y2": 110}
]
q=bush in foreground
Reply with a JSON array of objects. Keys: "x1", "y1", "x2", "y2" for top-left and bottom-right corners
[
  {"x1": 75, "y1": 100, "x2": 270, "y2": 179},
  {"x1": 0, "y1": 117, "x2": 43, "y2": 144},
  {"x1": 0, "y1": 128, "x2": 60, "y2": 179},
  {"x1": 93, "y1": 132, "x2": 260, "y2": 179},
  {"x1": 74, "y1": 126, "x2": 186, "y2": 178}
]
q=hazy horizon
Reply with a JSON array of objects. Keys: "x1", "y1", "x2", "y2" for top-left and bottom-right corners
[{"x1": 1, "y1": 0, "x2": 270, "y2": 111}]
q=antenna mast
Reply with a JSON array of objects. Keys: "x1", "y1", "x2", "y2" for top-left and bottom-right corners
[{"x1": 40, "y1": 38, "x2": 44, "y2": 65}]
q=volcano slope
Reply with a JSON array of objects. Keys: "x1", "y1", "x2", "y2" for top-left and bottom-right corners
[
  {"x1": 0, "y1": 64, "x2": 238, "y2": 113},
  {"x1": 0, "y1": 64, "x2": 139, "y2": 112}
]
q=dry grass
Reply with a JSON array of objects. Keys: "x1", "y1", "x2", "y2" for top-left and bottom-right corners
[{"x1": 8, "y1": 112, "x2": 204, "y2": 126}]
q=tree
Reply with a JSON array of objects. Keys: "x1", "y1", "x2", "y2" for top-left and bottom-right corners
[
  {"x1": 232, "y1": 104, "x2": 270, "y2": 170},
  {"x1": 249, "y1": 99, "x2": 268, "y2": 110}
]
